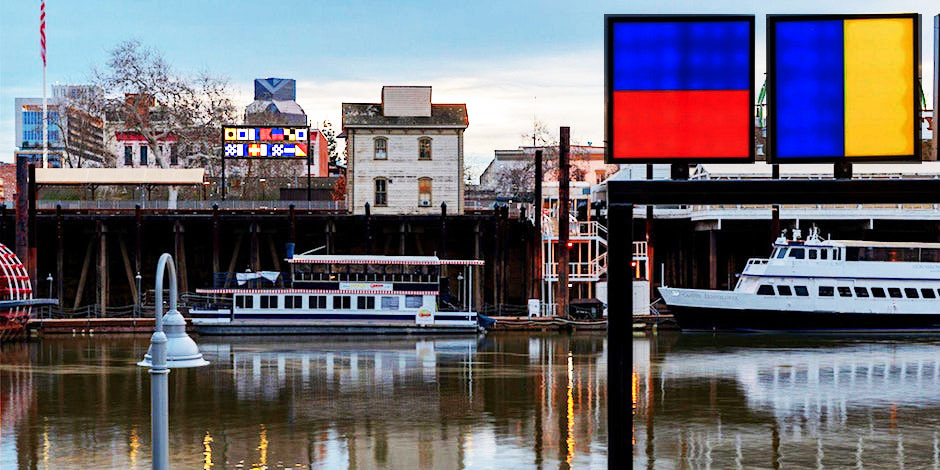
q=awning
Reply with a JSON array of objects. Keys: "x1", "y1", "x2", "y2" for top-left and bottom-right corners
[{"x1": 35, "y1": 168, "x2": 206, "y2": 186}]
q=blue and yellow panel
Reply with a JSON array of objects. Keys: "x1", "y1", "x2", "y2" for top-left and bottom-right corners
[
  {"x1": 769, "y1": 14, "x2": 920, "y2": 162},
  {"x1": 605, "y1": 15, "x2": 755, "y2": 163}
]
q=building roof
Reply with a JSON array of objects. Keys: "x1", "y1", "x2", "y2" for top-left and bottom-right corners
[
  {"x1": 342, "y1": 103, "x2": 468, "y2": 129},
  {"x1": 35, "y1": 168, "x2": 205, "y2": 186}
]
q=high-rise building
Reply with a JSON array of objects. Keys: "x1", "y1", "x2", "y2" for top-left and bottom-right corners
[
  {"x1": 244, "y1": 78, "x2": 307, "y2": 125},
  {"x1": 13, "y1": 85, "x2": 106, "y2": 167}
]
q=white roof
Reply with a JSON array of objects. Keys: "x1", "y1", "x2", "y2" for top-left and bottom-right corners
[
  {"x1": 827, "y1": 240, "x2": 940, "y2": 249},
  {"x1": 35, "y1": 168, "x2": 205, "y2": 185},
  {"x1": 695, "y1": 162, "x2": 940, "y2": 179},
  {"x1": 289, "y1": 254, "x2": 484, "y2": 265}
]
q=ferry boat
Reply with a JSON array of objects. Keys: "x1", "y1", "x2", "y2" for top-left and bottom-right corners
[
  {"x1": 189, "y1": 253, "x2": 486, "y2": 335},
  {"x1": 660, "y1": 227, "x2": 940, "y2": 332}
]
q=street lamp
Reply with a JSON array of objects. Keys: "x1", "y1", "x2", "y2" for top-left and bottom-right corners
[
  {"x1": 135, "y1": 272, "x2": 142, "y2": 318},
  {"x1": 46, "y1": 273, "x2": 53, "y2": 318},
  {"x1": 259, "y1": 177, "x2": 267, "y2": 200},
  {"x1": 138, "y1": 253, "x2": 209, "y2": 470},
  {"x1": 202, "y1": 180, "x2": 211, "y2": 201}
]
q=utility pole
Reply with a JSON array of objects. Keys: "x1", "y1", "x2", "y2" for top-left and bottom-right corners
[{"x1": 557, "y1": 127, "x2": 570, "y2": 319}]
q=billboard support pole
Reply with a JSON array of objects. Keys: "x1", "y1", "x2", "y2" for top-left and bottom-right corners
[
  {"x1": 606, "y1": 202, "x2": 631, "y2": 470},
  {"x1": 834, "y1": 161, "x2": 853, "y2": 180},
  {"x1": 221, "y1": 152, "x2": 226, "y2": 200}
]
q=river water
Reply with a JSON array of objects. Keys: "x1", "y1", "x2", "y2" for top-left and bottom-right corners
[
  {"x1": 1, "y1": 332, "x2": 607, "y2": 469},
  {"x1": 635, "y1": 332, "x2": 940, "y2": 468}
]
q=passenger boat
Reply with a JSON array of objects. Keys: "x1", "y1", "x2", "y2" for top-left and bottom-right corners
[
  {"x1": 660, "y1": 227, "x2": 940, "y2": 332},
  {"x1": 190, "y1": 253, "x2": 485, "y2": 335}
]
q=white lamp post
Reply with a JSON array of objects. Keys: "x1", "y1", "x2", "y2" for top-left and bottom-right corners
[{"x1": 138, "y1": 253, "x2": 209, "y2": 470}]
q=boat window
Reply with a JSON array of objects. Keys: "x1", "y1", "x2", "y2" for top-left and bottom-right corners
[
  {"x1": 235, "y1": 295, "x2": 254, "y2": 309},
  {"x1": 808, "y1": 250, "x2": 817, "y2": 260},
  {"x1": 853, "y1": 287, "x2": 869, "y2": 298},
  {"x1": 357, "y1": 296, "x2": 376, "y2": 310},
  {"x1": 776, "y1": 248, "x2": 787, "y2": 259},
  {"x1": 333, "y1": 296, "x2": 351, "y2": 309},
  {"x1": 819, "y1": 286, "x2": 834, "y2": 297},
  {"x1": 794, "y1": 286, "x2": 809, "y2": 296},
  {"x1": 260, "y1": 295, "x2": 279, "y2": 309},
  {"x1": 820, "y1": 250, "x2": 828, "y2": 260},
  {"x1": 405, "y1": 295, "x2": 423, "y2": 308},
  {"x1": 777, "y1": 285, "x2": 792, "y2": 296},
  {"x1": 888, "y1": 288, "x2": 903, "y2": 298},
  {"x1": 871, "y1": 288, "x2": 886, "y2": 298},
  {"x1": 837, "y1": 287, "x2": 853, "y2": 297},
  {"x1": 921, "y1": 288, "x2": 936, "y2": 299},
  {"x1": 309, "y1": 295, "x2": 327, "y2": 309},
  {"x1": 381, "y1": 296, "x2": 400, "y2": 310},
  {"x1": 789, "y1": 248, "x2": 805, "y2": 259},
  {"x1": 904, "y1": 288, "x2": 919, "y2": 298},
  {"x1": 756, "y1": 285, "x2": 775, "y2": 296},
  {"x1": 285, "y1": 295, "x2": 302, "y2": 309}
]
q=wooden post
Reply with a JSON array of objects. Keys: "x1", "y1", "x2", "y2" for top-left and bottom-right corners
[
  {"x1": 96, "y1": 221, "x2": 108, "y2": 316},
  {"x1": 646, "y1": 164, "x2": 655, "y2": 298},
  {"x1": 27, "y1": 163, "x2": 38, "y2": 286},
  {"x1": 224, "y1": 233, "x2": 243, "y2": 288},
  {"x1": 14, "y1": 156, "x2": 28, "y2": 271},
  {"x1": 492, "y1": 211, "x2": 500, "y2": 311},
  {"x1": 212, "y1": 204, "x2": 220, "y2": 275},
  {"x1": 557, "y1": 127, "x2": 570, "y2": 319},
  {"x1": 119, "y1": 236, "x2": 138, "y2": 306},
  {"x1": 135, "y1": 204, "x2": 142, "y2": 275},
  {"x1": 440, "y1": 202, "x2": 447, "y2": 258},
  {"x1": 708, "y1": 230, "x2": 718, "y2": 290},
  {"x1": 365, "y1": 203, "x2": 372, "y2": 254},
  {"x1": 174, "y1": 220, "x2": 188, "y2": 294},
  {"x1": 73, "y1": 238, "x2": 94, "y2": 309},
  {"x1": 399, "y1": 222, "x2": 406, "y2": 255},
  {"x1": 56, "y1": 204, "x2": 64, "y2": 309},
  {"x1": 326, "y1": 217, "x2": 333, "y2": 255},
  {"x1": 606, "y1": 202, "x2": 632, "y2": 469},
  {"x1": 534, "y1": 150, "x2": 543, "y2": 301},
  {"x1": 289, "y1": 203, "x2": 297, "y2": 244},
  {"x1": 474, "y1": 221, "x2": 483, "y2": 310},
  {"x1": 250, "y1": 223, "x2": 260, "y2": 272}
]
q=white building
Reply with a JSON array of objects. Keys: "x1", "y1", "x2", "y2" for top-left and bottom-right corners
[{"x1": 341, "y1": 86, "x2": 468, "y2": 214}]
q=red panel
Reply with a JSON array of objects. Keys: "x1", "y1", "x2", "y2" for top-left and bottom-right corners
[{"x1": 612, "y1": 90, "x2": 750, "y2": 159}]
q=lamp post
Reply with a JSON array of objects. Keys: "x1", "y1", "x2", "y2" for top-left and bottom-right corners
[
  {"x1": 259, "y1": 177, "x2": 267, "y2": 200},
  {"x1": 135, "y1": 272, "x2": 142, "y2": 318},
  {"x1": 138, "y1": 253, "x2": 209, "y2": 470},
  {"x1": 202, "y1": 180, "x2": 210, "y2": 201}
]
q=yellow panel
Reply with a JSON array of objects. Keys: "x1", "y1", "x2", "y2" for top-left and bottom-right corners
[{"x1": 844, "y1": 18, "x2": 914, "y2": 157}]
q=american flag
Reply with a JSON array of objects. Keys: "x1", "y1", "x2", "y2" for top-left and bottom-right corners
[{"x1": 40, "y1": 1, "x2": 46, "y2": 66}]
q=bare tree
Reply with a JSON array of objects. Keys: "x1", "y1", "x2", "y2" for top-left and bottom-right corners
[{"x1": 92, "y1": 41, "x2": 237, "y2": 202}]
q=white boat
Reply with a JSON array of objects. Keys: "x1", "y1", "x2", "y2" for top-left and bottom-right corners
[
  {"x1": 190, "y1": 253, "x2": 485, "y2": 335},
  {"x1": 660, "y1": 227, "x2": 940, "y2": 332}
]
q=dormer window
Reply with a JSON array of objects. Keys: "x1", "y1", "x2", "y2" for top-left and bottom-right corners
[
  {"x1": 374, "y1": 137, "x2": 388, "y2": 160},
  {"x1": 418, "y1": 137, "x2": 432, "y2": 160}
]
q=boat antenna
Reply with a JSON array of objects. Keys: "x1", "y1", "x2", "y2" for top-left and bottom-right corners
[{"x1": 299, "y1": 245, "x2": 327, "y2": 255}]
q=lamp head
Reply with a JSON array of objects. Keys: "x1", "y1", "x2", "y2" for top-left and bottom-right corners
[{"x1": 138, "y1": 309, "x2": 209, "y2": 368}]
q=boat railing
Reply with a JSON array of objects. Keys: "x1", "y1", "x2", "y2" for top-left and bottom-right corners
[{"x1": 291, "y1": 272, "x2": 440, "y2": 284}]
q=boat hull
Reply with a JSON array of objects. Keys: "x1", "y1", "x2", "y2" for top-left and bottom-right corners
[
  {"x1": 194, "y1": 320, "x2": 480, "y2": 335},
  {"x1": 671, "y1": 305, "x2": 940, "y2": 332}
]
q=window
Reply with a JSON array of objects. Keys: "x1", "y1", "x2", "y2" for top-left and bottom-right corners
[
  {"x1": 904, "y1": 288, "x2": 919, "y2": 298},
  {"x1": 405, "y1": 295, "x2": 423, "y2": 308},
  {"x1": 854, "y1": 287, "x2": 869, "y2": 298},
  {"x1": 871, "y1": 288, "x2": 886, "y2": 298},
  {"x1": 374, "y1": 137, "x2": 387, "y2": 160},
  {"x1": 418, "y1": 177, "x2": 432, "y2": 206},
  {"x1": 788, "y1": 248, "x2": 805, "y2": 259},
  {"x1": 776, "y1": 249, "x2": 787, "y2": 259},
  {"x1": 124, "y1": 145, "x2": 133, "y2": 166},
  {"x1": 777, "y1": 285, "x2": 792, "y2": 296},
  {"x1": 819, "y1": 286, "x2": 834, "y2": 297},
  {"x1": 888, "y1": 288, "x2": 903, "y2": 298},
  {"x1": 170, "y1": 145, "x2": 178, "y2": 166},
  {"x1": 835, "y1": 250, "x2": 841, "y2": 260},
  {"x1": 357, "y1": 296, "x2": 375, "y2": 310},
  {"x1": 140, "y1": 145, "x2": 148, "y2": 165},
  {"x1": 821, "y1": 250, "x2": 828, "y2": 260},
  {"x1": 260, "y1": 295, "x2": 279, "y2": 309},
  {"x1": 921, "y1": 288, "x2": 936, "y2": 299},
  {"x1": 808, "y1": 250, "x2": 818, "y2": 260},
  {"x1": 757, "y1": 285, "x2": 775, "y2": 296},
  {"x1": 374, "y1": 178, "x2": 388, "y2": 207},
  {"x1": 285, "y1": 295, "x2": 302, "y2": 309},
  {"x1": 381, "y1": 296, "x2": 400, "y2": 309},
  {"x1": 838, "y1": 286, "x2": 853, "y2": 297},
  {"x1": 418, "y1": 137, "x2": 432, "y2": 160},
  {"x1": 235, "y1": 295, "x2": 254, "y2": 309},
  {"x1": 309, "y1": 295, "x2": 327, "y2": 309},
  {"x1": 794, "y1": 286, "x2": 809, "y2": 297},
  {"x1": 333, "y1": 296, "x2": 351, "y2": 309}
]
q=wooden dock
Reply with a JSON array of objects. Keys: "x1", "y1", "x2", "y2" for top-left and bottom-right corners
[
  {"x1": 632, "y1": 314, "x2": 678, "y2": 331},
  {"x1": 27, "y1": 318, "x2": 195, "y2": 335},
  {"x1": 489, "y1": 316, "x2": 607, "y2": 331}
]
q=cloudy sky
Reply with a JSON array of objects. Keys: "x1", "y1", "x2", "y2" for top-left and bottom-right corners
[{"x1": 0, "y1": 0, "x2": 936, "y2": 177}]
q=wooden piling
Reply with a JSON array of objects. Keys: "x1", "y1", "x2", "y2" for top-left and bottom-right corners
[
  {"x1": 534, "y1": 150, "x2": 543, "y2": 301},
  {"x1": 56, "y1": 204, "x2": 64, "y2": 308},
  {"x1": 557, "y1": 127, "x2": 571, "y2": 319},
  {"x1": 250, "y1": 223, "x2": 260, "y2": 272},
  {"x1": 73, "y1": 238, "x2": 94, "y2": 309},
  {"x1": 212, "y1": 204, "x2": 220, "y2": 276},
  {"x1": 96, "y1": 221, "x2": 108, "y2": 315}
]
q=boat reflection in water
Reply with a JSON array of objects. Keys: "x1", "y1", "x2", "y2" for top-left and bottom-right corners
[
  {"x1": 1, "y1": 332, "x2": 607, "y2": 469},
  {"x1": 634, "y1": 333, "x2": 940, "y2": 468}
]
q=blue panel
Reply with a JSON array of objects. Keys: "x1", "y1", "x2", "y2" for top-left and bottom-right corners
[
  {"x1": 774, "y1": 20, "x2": 844, "y2": 158},
  {"x1": 612, "y1": 20, "x2": 750, "y2": 90}
]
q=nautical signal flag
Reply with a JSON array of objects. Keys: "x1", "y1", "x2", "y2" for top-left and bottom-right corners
[
  {"x1": 606, "y1": 15, "x2": 755, "y2": 163},
  {"x1": 768, "y1": 14, "x2": 920, "y2": 162}
]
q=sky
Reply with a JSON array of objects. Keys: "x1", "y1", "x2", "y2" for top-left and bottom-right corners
[{"x1": 0, "y1": 0, "x2": 936, "y2": 178}]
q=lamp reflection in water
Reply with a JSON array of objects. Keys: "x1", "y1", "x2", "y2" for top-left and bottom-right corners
[{"x1": 137, "y1": 253, "x2": 209, "y2": 470}]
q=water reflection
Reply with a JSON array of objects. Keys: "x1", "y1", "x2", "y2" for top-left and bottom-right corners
[
  {"x1": 634, "y1": 332, "x2": 940, "y2": 468},
  {"x1": 1, "y1": 332, "x2": 607, "y2": 469}
]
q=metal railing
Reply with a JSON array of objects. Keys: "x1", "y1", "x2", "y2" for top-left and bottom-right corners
[{"x1": 36, "y1": 200, "x2": 346, "y2": 211}]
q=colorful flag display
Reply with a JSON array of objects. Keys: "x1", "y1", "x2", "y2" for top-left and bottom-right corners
[
  {"x1": 225, "y1": 143, "x2": 307, "y2": 158},
  {"x1": 606, "y1": 16, "x2": 754, "y2": 162},
  {"x1": 768, "y1": 14, "x2": 919, "y2": 161},
  {"x1": 223, "y1": 127, "x2": 308, "y2": 143},
  {"x1": 222, "y1": 126, "x2": 310, "y2": 158}
]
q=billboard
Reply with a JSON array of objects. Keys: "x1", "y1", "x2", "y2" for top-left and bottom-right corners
[
  {"x1": 222, "y1": 125, "x2": 310, "y2": 158},
  {"x1": 767, "y1": 14, "x2": 920, "y2": 162},
  {"x1": 605, "y1": 15, "x2": 755, "y2": 163}
]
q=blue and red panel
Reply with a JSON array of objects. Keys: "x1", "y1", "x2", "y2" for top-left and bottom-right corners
[{"x1": 607, "y1": 17, "x2": 754, "y2": 162}]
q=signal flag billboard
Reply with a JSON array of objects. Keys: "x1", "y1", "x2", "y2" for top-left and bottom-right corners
[
  {"x1": 605, "y1": 15, "x2": 755, "y2": 163},
  {"x1": 768, "y1": 14, "x2": 921, "y2": 162}
]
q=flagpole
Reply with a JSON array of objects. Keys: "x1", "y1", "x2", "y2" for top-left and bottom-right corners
[{"x1": 41, "y1": 0, "x2": 47, "y2": 168}]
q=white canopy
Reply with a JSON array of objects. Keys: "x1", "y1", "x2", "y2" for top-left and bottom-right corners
[{"x1": 35, "y1": 168, "x2": 206, "y2": 186}]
